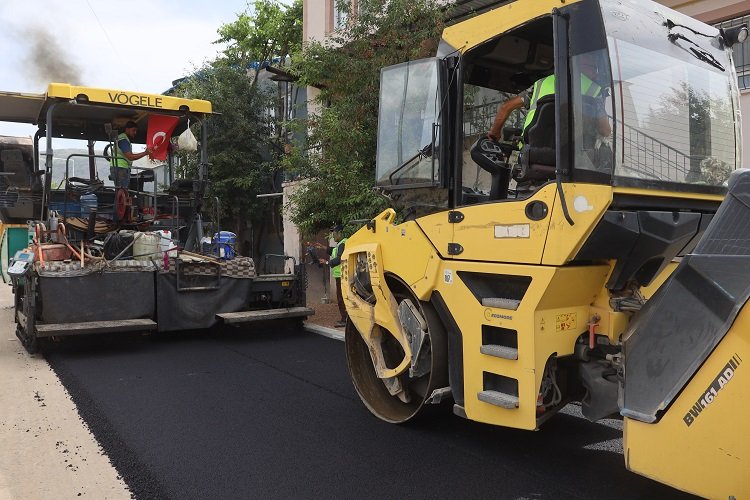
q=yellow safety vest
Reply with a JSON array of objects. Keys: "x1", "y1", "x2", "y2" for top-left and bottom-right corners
[
  {"x1": 522, "y1": 74, "x2": 602, "y2": 134},
  {"x1": 331, "y1": 238, "x2": 347, "y2": 279},
  {"x1": 111, "y1": 133, "x2": 132, "y2": 169}
]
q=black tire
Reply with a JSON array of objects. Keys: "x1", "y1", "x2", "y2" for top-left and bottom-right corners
[{"x1": 16, "y1": 324, "x2": 39, "y2": 354}]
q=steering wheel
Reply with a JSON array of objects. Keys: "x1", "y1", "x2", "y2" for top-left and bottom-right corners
[
  {"x1": 68, "y1": 177, "x2": 103, "y2": 193},
  {"x1": 470, "y1": 138, "x2": 508, "y2": 175},
  {"x1": 103, "y1": 143, "x2": 113, "y2": 162}
]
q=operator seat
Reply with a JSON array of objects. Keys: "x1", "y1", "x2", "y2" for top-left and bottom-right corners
[{"x1": 517, "y1": 95, "x2": 556, "y2": 181}]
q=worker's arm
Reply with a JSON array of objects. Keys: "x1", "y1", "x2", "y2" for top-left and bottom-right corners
[
  {"x1": 123, "y1": 149, "x2": 152, "y2": 161},
  {"x1": 118, "y1": 138, "x2": 152, "y2": 161},
  {"x1": 597, "y1": 114, "x2": 611, "y2": 138},
  {"x1": 591, "y1": 92, "x2": 612, "y2": 138},
  {"x1": 488, "y1": 95, "x2": 525, "y2": 141}
]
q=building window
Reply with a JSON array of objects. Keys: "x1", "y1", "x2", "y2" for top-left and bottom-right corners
[
  {"x1": 715, "y1": 15, "x2": 750, "y2": 90},
  {"x1": 334, "y1": 0, "x2": 348, "y2": 29}
]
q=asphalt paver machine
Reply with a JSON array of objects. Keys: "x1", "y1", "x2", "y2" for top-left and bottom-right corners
[
  {"x1": 341, "y1": 0, "x2": 749, "y2": 496},
  {"x1": 0, "y1": 83, "x2": 312, "y2": 352}
]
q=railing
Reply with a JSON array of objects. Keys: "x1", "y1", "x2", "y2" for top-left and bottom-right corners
[
  {"x1": 464, "y1": 99, "x2": 731, "y2": 184},
  {"x1": 620, "y1": 122, "x2": 700, "y2": 181},
  {"x1": 463, "y1": 98, "x2": 521, "y2": 139}
]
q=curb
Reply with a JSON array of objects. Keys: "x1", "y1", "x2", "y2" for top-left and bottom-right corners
[{"x1": 304, "y1": 323, "x2": 344, "y2": 341}]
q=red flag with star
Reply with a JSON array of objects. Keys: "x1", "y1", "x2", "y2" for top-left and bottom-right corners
[{"x1": 147, "y1": 115, "x2": 179, "y2": 161}]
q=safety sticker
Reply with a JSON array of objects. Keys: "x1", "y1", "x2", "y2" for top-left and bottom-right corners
[
  {"x1": 443, "y1": 269, "x2": 453, "y2": 284},
  {"x1": 555, "y1": 312, "x2": 577, "y2": 332},
  {"x1": 494, "y1": 224, "x2": 529, "y2": 238}
]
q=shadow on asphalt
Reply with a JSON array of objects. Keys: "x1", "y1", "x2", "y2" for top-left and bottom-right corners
[{"x1": 40, "y1": 319, "x2": 305, "y2": 356}]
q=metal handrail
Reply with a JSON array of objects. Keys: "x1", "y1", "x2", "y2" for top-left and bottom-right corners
[{"x1": 62, "y1": 153, "x2": 108, "y2": 221}]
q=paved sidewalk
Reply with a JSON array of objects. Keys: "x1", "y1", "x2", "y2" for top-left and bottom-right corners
[{"x1": 0, "y1": 286, "x2": 129, "y2": 500}]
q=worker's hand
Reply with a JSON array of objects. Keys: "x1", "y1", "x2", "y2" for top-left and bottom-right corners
[
  {"x1": 319, "y1": 258, "x2": 328, "y2": 265},
  {"x1": 487, "y1": 132, "x2": 500, "y2": 142}
]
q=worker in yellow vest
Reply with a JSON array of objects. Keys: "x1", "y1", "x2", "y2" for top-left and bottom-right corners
[
  {"x1": 110, "y1": 121, "x2": 152, "y2": 189},
  {"x1": 488, "y1": 52, "x2": 611, "y2": 143},
  {"x1": 320, "y1": 224, "x2": 348, "y2": 328}
]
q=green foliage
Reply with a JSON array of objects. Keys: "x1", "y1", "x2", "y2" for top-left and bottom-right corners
[
  {"x1": 285, "y1": 0, "x2": 446, "y2": 236},
  {"x1": 216, "y1": 0, "x2": 302, "y2": 72},
  {"x1": 171, "y1": 0, "x2": 302, "y2": 249},
  {"x1": 174, "y1": 64, "x2": 275, "y2": 230}
]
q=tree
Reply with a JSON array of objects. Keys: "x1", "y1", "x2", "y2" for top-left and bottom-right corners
[
  {"x1": 284, "y1": 0, "x2": 446, "y2": 236},
  {"x1": 174, "y1": 64, "x2": 275, "y2": 253},
  {"x1": 216, "y1": 0, "x2": 302, "y2": 73},
  {"x1": 173, "y1": 0, "x2": 303, "y2": 255}
]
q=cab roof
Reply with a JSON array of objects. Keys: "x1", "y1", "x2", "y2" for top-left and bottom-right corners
[{"x1": 0, "y1": 83, "x2": 213, "y2": 142}]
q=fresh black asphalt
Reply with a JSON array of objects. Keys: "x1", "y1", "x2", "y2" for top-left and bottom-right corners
[{"x1": 45, "y1": 326, "x2": 693, "y2": 500}]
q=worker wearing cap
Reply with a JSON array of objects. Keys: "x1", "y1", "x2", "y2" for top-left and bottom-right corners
[
  {"x1": 110, "y1": 120, "x2": 152, "y2": 189},
  {"x1": 320, "y1": 225, "x2": 348, "y2": 328}
]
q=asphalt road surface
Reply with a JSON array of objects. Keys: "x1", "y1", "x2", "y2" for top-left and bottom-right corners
[{"x1": 45, "y1": 325, "x2": 693, "y2": 500}]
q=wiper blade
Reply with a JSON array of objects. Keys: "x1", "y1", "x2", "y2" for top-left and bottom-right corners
[
  {"x1": 388, "y1": 145, "x2": 432, "y2": 185},
  {"x1": 667, "y1": 32, "x2": 725, "y2": 71},
  {"x1": 689, "y1": 46, "x2": 725, "y2": 71}
]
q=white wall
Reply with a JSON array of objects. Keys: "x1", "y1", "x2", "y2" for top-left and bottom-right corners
[
  {"x1": 282, "y1": 179, "x2": 303, "y2": 272},
  {"x1": 660, "y1": 0, "x2": 748, "y2": 23},
  {"x1": 742, "y1": 91, "x2": 750, "y2": 168},
  {"x1": 303, "y1": 0, "x2": 331, "y2": 43}
]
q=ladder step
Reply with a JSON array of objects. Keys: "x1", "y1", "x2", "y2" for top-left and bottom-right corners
[
  {"x1": 217, "y1": 306, "x2": 314, "y2": 324},
  {"x1": 481, "y1": 297, "x2": 520, "y2": 310},
  {"x1": 480, "y1": 344, "x2": 518, "y2": 360},
  {"x1": 478, "y1": 390, "x2": 519, "y2": 409},
  {"x1": 36, "y1": 318, "x2": 157, "y2": 337}
]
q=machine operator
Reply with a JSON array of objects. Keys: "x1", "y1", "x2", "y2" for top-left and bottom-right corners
[{"x1": 111, "y1": 120, "x2": 153, "y2": 189}]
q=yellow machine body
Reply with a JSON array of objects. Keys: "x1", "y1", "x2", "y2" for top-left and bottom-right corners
[
  {"x1": 623, "y1": 308, "x2": 750, "y2": 498},
  {"x1": 345, "y1": 183, "x2": 618, "y2": 429},
  {"x1": 343, "y1": 0, "x2": 747, "y2": 496}
]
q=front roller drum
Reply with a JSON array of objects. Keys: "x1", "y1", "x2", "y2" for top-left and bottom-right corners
[{"x1": 345, "y1": 299, "x2": 448, "y2": 424}]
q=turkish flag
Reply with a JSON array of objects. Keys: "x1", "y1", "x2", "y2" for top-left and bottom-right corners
[{"x1": 147, "y1": 115, "x2": 180, "y2": 161}]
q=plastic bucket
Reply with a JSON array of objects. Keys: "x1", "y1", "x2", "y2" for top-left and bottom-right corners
[
  {"x1": 80, "y1": 193, "x2": 97, "y2": 217},
  {"x1": 156, "y1": 229, "x2": 177, "y2": 257},
  {"x1": 133, "y1": 232, "x2": 161, "y2": 261}
]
